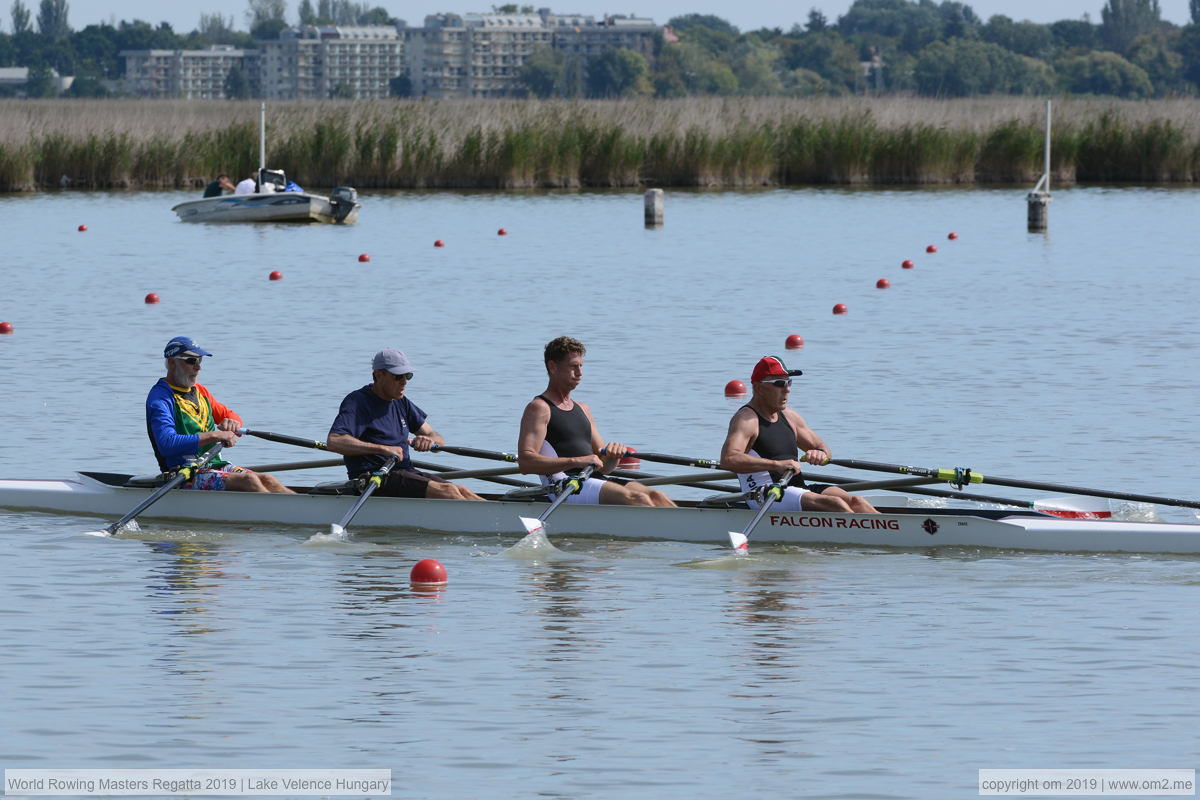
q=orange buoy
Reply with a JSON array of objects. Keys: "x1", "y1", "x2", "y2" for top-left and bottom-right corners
[
  {"x1": 724, "y1": 379, "x2": 747, "y2": 397},
  {"x1": 0, "y1": 321, "x2": 13, "y2": 334},
  {"x1": 144, "y1": 293, "x2": 160, "y2": 304},
  {"x1": 497, "y1": 228, "x2": 508, "y2": 236},
  {"x1": 902, "y1": 259, "x2": 914, "y2": 269},
  {"x1": 832, "y1": 303, "x2": 848, "y2": 315},
  {"x1": 434, "y1": 239, "x2": 445, "y2": 247},
  {"x1": 77, "y1": 224, "x2": 87, "y2": 232},
  {"x1": 926, "y1": 245, "x2": 938, "y2": 254},
  {"x1": 410, "y1": 558, "x2": 447, "y2": 585},
  {"x1": 948, "y1": 232, "x2": 958, "y2": 240},
  {"x1": 785, "y1": 334, "x2": 804, "y2": 350},
  {"x1": 268, "y1": 270, "x2": 282, "y2": 281},
  {"x1": 876, "y1": 279, "x2": 890, "y2": 289}
]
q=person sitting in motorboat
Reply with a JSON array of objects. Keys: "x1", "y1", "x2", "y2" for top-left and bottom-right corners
[
  {"x1": 234, "y1": 175, "x2": 257, "y2": 195},
  {"x1": 146, "y1": 336, "x2": 293, "y2": 493},
  {"x1": 203, "y1": 174, "x2": 235, "y2": 197},
  {"x1": 720, "y1": 355, "x2": 877, "y2": 513},
  {"x1": 325, "y1": 349, "x2": 484, "y2": 502}
]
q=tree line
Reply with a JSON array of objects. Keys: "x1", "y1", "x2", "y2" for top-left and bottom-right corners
[{"x1": 4, "y1": 0, "x2": 1200, "y2": 99}]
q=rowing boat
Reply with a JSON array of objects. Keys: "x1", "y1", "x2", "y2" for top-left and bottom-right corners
[{"x1": 3, "y1": 472, "x2": 1200, "y2": 554}]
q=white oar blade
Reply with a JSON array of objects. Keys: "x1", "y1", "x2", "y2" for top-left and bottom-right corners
[
  {"x1": 728, "y1": 531, "x2": 749, "y2": 552},
  {"x1": 84, "y1": 529, "x2": 114, "y2": 538},
  {"x1": 328, "y1": 523, "x2": 348, "y2": 539},
  {"x1": 519, "y1": 516, "x2": 545, "y2": 536}
]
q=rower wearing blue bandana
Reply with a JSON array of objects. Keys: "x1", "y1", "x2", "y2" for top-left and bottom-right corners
[
  {"x1": 517, "y1": 336, "x2": 675, "y2": 507},
  {"x1": 145, "y1": 336, "x2": 294, "y2": 493},
  {"x1": 720, "y1": 355, "x2": 878, "y2": 513}
]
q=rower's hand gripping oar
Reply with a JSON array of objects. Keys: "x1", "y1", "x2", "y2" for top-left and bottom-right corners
[
  {"x1": 90, "y1": 444, "x2": 226, "y2": 537},
  {"x1": 518, "y1": 465, "x2": 596, "y2": 538},
  {"x1": 328, "y1": 455, "x2": 399, "y2": 538},
  {"x1": 728, "y1": 468, "x2": 795, "y2": 554}
]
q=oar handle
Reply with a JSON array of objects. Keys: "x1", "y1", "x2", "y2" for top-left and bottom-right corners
[
  {"x1": 239, "y1": 428, "x2": 328, "y2": 451},
  {"x1": 429, "y1": 444, "x2": 518, "y2": 462}
]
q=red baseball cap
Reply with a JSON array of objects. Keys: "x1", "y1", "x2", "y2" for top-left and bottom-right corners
[{"x1": 751, "y1": 355, "x2": 803, "y2": 383}]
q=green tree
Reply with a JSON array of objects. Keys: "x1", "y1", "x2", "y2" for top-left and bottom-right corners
[
  {"x1": 25, "y1": 62, "x2": 55, "y2": 95},
  {"x1": 666, "y1": 13, "x2": 738, "y2": 56},
  {"x1": 298, "y1": 0, "x2": 315, "y2": 24},
  {"x1": 1177, "y1": 23, "x2": 1200, "y2": 88},
  {"x1": 782, "y1": 29, "x2": 861, "y2": 90},
  {"x1": 64, "y1": 74, "x2": 108, "y2": 95},
  {"x1": 585, "y1": 48, "x2": 651, "y2": 97},
  {"x1": 246, "y1": 0, "x2": 287, "y2": 39},
  {"x1": 0, "y1": 34, "x2": 15, "y2": 66},
  {"x1": 732, "y1": 40, "x2": 782, "y2": 94},
  {"x1": 914, "y1": 38, "x2": 1053, "y2": 96},
  {"x1": 36, "y1": 0, "x2": 68, "y2": 40},
  {"x1": 1192, "y1": 0, "x2": 1200, "y2": 24},
  {"x1": 11, "y1": 0, "x2": 30, "y2": 34},
  {"x1": 517, "y1": 45, "x2": 564, "y2": 97},
  {"x1": 1101, "y1": 0, "x2": 1162, "y2": 54},
  {"x1": 196, "y1": 13, "x2": 238, "y2": 43},
  {"x1": 806, "y1": 8, "x2": 828, "y2": 32},
  {"x1": 1057, "y1": 50, "x2": 1153, "y2": 96},
  {"x1": 329, "y1": 80, "x2": 354, "y2": 98},
  {"x1": 71, "y1": 23, "x2": 118, "y2": 77},
  {"x1": 1127, "y1": 31, "x2": 1182, "y2": 94},
  {"x1": 224, "y1": 63, "x2": 252, "y2": 97},
  {"x1": 388, "y1": 73, "x2": 411, "y2": 96},
  {"x1": 359, "y1": 7, "x2": 391, "y2": 24},
  {"x1": 981, "y1": 14, "x2": 1054, "y2": 59}
]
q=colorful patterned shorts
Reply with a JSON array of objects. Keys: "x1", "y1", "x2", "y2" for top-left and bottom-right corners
[{"x1": 183, "y1": 465, "x2": 247, "y2": 491}]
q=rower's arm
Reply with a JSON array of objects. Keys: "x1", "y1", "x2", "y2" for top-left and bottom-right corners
[
  {"x1": 581, "y1": 402, "x2": 623, "y2": 474},
  {"x1": 327, "y1": 433, "x2": 407, "y2": 460},
  {"x1": 410, "y1": 421, "x2": 444, "y2": 452},
  {"x1": 787, "y1": 409, "x2": 831, "y2": 466},
  {"x1": 517, "y1": 400, "x2": 600, "y2": 475}
]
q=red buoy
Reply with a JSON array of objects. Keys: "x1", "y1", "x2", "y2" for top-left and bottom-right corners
[
  {"x1": 926, "y1": 245, "x2": 938, "y2": 254},
  {"x1": 948, "y1": 232, "x2": 958, "y2": 240},
  {"x1": 785, "y1": 334, "x2": 804, "y2": 350},
  {"x1": 876, "y1": 278, "x2": 890, "y2": 289},
  {"x1": 724, "y1": 379, "x2": 747, "y2": 397},
  {"x1": 832, "y1": 303, "x2": 848, "y2": 315},
  {"x1": 434, "y1": 239, "x2": 445, "y2": 248},
  {"x1": 144, "y1": 293, "x2": 160, "y2": 304},
  {"x1": 77, "y1": 224, "x2": 87, "y2": 232},
  {"x1": 902, "y1": 259, "x2": 915, "y2": 269},
  {"x1": 0, "y1": 321, "x2": 13, "y2": 334},
  {"x1": 497, "y1": 228, "x2": 508, "y2": 236},
  {"x1": 358, "y1": 253, "x2": 371, "y2": 262},
  {"x1": 410, "y1": 558, "x2": 447, "y2": 585},
  {"x1": 268, "y1": 270, "x2": 283, "y2": 281}
]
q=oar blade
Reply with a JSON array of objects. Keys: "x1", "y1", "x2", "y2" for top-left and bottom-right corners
[
  {"x1": 519, "y1": 516, "x2": 545, "y2": 536},
  {"x1": 329, "y1": 523, "x2": 348, "y2": 538},
  {"x1": 728, "y1": 531, "x2": 749, "y2": 552}
]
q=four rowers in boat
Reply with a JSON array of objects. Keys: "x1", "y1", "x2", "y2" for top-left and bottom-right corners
[{"x1": 149, "y1": 334, "x2": 875, "y2": 512}]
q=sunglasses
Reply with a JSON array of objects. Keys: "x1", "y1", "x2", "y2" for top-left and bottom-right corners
[
  {"x1": 174, "y1": 356, "x2": 203, "y2": 365},
  {"x1": 761, "y1": 378, "x2": 791, "y2": 388},
  {"x1": 392, "y1": 372, "x2": 413, "y2": 381}
]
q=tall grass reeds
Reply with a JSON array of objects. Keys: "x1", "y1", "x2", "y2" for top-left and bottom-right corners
[{"x1": 3, "y1": 97, "x2": 1200, "y2": 192}]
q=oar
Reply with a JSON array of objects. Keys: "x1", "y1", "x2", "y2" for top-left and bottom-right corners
[
  {"x1": 244, "y1": 457, "x2": 344, "y2": 473},
  {"x1": 728, "y1": 469, "x2": 794, "y2": 553},
  {"x1": 410, "y1": 458, "x2": 534, "y2": 489},
  {"x1": 827, "y1": 458, "x2": 1200, "y2": 510},
  {"x1": 89, "y1": 444, "x2": 225, "y2": 537},
  {"x1": 329, "y1": 455, "x2": 398, "y2": 538},
  {"x1": 239, "y1": 428, "x2": 328, "y2": 450},
  {"x1": 517, "y1": 466, "x2": 595, "y2": 538},
  {"x1": 429, "y1": 444, "x2": 518, "y2": 463}
]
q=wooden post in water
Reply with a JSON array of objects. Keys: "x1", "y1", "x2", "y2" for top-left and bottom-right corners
[
  {"x1": 644, "y1": 188, "x2": 664, "y2": 228},
  {"x1": 1027, "y1": 100, "x2": 1051, "y2": 232}
]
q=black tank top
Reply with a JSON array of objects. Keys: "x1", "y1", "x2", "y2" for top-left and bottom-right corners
[
  {"x1": 746, "y1": 405, "x2": 805, "y2": 485},
  {"x1": 537, "y1": 395, "x2": 593, "y2": 458}
]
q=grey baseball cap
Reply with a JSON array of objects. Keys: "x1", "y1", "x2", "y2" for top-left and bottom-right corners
[{"x1": 372, "y1": 349, "x2": 414, "y2": 374}]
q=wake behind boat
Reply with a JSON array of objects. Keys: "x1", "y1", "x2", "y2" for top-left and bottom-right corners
[{"x1": 4, "y1": 471, "x2": 1200, "y2": 554}]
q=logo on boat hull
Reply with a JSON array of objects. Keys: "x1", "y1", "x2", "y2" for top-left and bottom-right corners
[{"x1": 922, "y1": 518, "x2": 939, "y2": 536}]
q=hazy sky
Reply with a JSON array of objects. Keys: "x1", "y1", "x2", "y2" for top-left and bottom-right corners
[{"x1": 50, "y1": 0, "x2": 1195, "y2": 34}]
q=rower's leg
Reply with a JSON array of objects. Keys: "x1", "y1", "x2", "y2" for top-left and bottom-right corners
[
  {"x1": 598, "y1": 481, "x2": 676, "y2": 507},
  {"x1": 425, "y1": 481, "x2": 484, "y2": 501},
  {"x1": 800, "y1": 491, "x2": 853, "y2": 512},
  {"x1": 256, "y1": 472, "x2": 297, "y2": 494}
]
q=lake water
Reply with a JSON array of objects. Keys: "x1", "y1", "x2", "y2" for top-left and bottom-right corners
[{"x1": 1, "y1": 186, "x2": 1199, "y2": 799}]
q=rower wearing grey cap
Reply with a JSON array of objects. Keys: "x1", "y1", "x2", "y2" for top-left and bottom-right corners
[{"x1": 326, "y1": 349, "x2": 484, "y2": 501}]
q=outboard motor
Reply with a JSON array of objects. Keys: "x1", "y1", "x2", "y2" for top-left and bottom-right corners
[{"x1": 329, "y1": 186, "x2": 359, "y2": 223}]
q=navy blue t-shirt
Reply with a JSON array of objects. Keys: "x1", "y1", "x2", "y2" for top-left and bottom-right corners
[{"x1": 328, "y1": 385, "x2": 428, "y2": 477}]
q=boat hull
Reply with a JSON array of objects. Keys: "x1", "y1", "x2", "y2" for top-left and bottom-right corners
[
  {"x1": 171, "y1": 192, "x2": 360, "y2": 224},
  {"x1": 3, "y1": 474, "x2": 1200, "y2": 554}
]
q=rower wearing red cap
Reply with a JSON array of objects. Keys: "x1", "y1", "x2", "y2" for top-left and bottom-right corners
[
  {"x1": 719, "y1": 355, "x2": 878, "y2": 513},
  {"x1": 517, "y1": 336, "x2": 675, "y2": 507}
]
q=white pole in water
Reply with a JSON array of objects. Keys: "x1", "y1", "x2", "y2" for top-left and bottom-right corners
[
  {"x1": 644, "y1": 188, "x2": 663, "y2": 228},
  {"x1": 1027, "y1": 99, "x2": 1051, "y2": 232}
]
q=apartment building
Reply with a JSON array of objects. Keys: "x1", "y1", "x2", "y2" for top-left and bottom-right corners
[
  {"x1": 122, "y1": 46, "x2": 260, "y2": 99},
  {"x1": 259, "y1": 25, "x2": 405, "y2": 100},
  {"x1": 121, "y1": 10, "x2": 661, "y2": 100}
]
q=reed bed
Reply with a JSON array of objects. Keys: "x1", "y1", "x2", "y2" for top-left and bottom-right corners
[{"x1": 3, "y1": 97, "x2": 1200, "y2": 191}]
